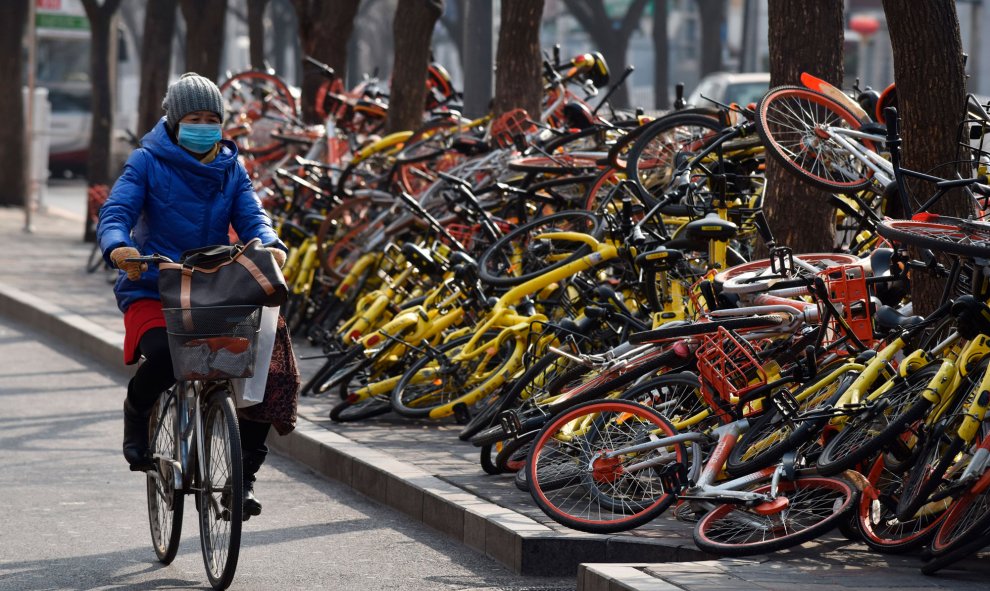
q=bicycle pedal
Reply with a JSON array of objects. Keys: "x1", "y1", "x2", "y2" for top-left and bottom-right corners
[
  {"x1": 771, "y1": 389, "x2": 800, "y2": 420},
  {"x1": 499, "y1": 410, "x2": 522, "y2": 437},
  {"x1": 452, "y1": 402, "x2": 471, "y2": 425}
]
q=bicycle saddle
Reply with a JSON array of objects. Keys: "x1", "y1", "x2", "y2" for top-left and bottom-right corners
[
  {"x1": 302, "y1": 213, "x2": 326, "y2": 234},
  {"x1": 400, "y1": 242, "x2": 443, "y2": 277},
  {"x1": 635, "y1": 247, "x2": 684, "y2": 271},
  {"x1": 448, "y1": 250, "x2": 478, "y2": 269},
  {"x1": 683, "y1": 213, "x2": 738, "y2": 242},
  {"x1": 279, "y1": 220, "x2": 310, "y2": 245},
  {"x1": 951, "y1": 295, "x2": 990, "y2": 340},
  {"x1": 873, "y1": 305, "x2": 923, "y2": 332}
]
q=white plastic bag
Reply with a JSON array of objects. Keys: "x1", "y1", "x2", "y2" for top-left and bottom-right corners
[{"x1": 231, "y1": 306, "x2": 279, "y2": 408}]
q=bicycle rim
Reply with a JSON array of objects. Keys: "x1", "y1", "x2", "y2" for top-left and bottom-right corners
[
  {"x1": 857, "y1": 453, "x2": 946, "y2": 553},
  {"x1": 198, "y1": 391, "x2": 242, "y2": 590},
  {"x1": 694, "y1": 476, "x2": 856, "y2": 556},
  {"x1": 527, "y1": 399, "x2": 686, "y2": 534},
  {"x1": 147, "y1": 393, "x2": 183, "y2": 564},
  {"x1": 878, "y1": 219, "x2": 990, "y2": 259}
]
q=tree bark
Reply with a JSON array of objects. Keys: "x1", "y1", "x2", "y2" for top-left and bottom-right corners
[
  {"x1": 762, "y1": 0, "x2": 843, "y2": 254},
  {"x1": 247, "y1": 0, "x2": 271, "y2": 69},
  {"x1": 696, "y1": 0, "x2": 724, "y2": 76},
  {"x1": 883, "y1": 0, "x2": 968, "y2": 313},
  {"x1": 292, "y1": 0, "x2": 362, "y2": 124},
  {"x1": 562, "y1": 0, "x2": 648, "y2": 109},
  {"x1": 137, "y1": 0, "x2": 177, "y2": 136},
  {"x1": 0, "y1": 0, "x2": 28, "y2": 207},
  {"x1": 179, "y1": 0, "x2": 227, "y2": 80},
  {"x1": 492, "y1": 0, "x2": 544, "y2": 119},
  {"x1": 385, "y1": 0, "x2": 444, "y2": 134},
  {"x1": 81, "y1": 0, "x2": 123, "y2": 241},
  {"x1": 653, "y1": 0, "x2": 669, "y2": 110}
]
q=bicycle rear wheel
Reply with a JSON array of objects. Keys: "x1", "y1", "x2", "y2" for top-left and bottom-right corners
[
  {"x1": 877, "y1": 218, "x2": 990, "y2": 259},
  {"x1": 147, "y1": 391, "x2": 183, "y2": 564},
  {"x1": 198, "y1": 390, "x2": 243, "y2": 590},
  {"x1": 756, "y1": 86, "x2": 874, "y2": 193},
  {"x1": 694, "y1": 475, "x2": 857, "y2": 556}
]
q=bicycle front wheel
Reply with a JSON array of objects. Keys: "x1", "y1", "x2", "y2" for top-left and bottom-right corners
[
  {"x1": 526, "y1": 399, "x2": 687, "y2": 534},
  {"x1": 694, "y1": 475, "x2": 857, "y2": 556},
  {"x1": 147, "y1": 391, "x2": 183, "y2": 564},
  {"x1": 756, "y1": 86, "x2": 875, "y2": 193},
  {"x1": 198, "y1": 390, "x2": 243, "y2": 590},
  {"x1": 877, "y1": 218, "x2": 990, "y2": 259}
]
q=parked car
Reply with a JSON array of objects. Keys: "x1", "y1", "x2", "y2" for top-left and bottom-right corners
[
  {"x1": 47, "y1": 85, "x2": 92, "y2": 176},
  {"x1": 687, "y1": 72, "x2": 771, "y2": 109}
]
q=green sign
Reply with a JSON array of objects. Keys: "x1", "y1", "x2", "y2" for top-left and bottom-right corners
[{"x1": 36, "y1": 13, "x2": 89, "y2": 31}]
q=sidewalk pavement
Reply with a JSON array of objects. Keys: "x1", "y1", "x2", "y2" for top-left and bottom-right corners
[{"x1": 2, "y1": 204, "x2": 988, "y2": 588}]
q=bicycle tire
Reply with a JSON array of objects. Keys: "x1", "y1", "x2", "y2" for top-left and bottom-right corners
[
  {"x1": 877, "y1": 218, "x2": 990, "y2": 259},
  {"x1": 477, "y1": 210, "x2": 603, "y2": 287},
  {"x1": 856, "y1": 453, "x2": 946, "y2": 554},
  {"x1": 922, "y1": 526, "x2": 990, "y2": 575},
  {"x1": 495, "y1": 431, "x2": 537, "y2": 474},
  {"x1": 626, "y1": 112, "x2": 725, "y2": 198},
  {"x1": 725, "y1": 368, "x2": 851, "y2": 478},
  {"x1": 329, "y1": 395, "x2": 392, "y2": 422},
  {"x1": 693, "y1": 475, "x2": 857, "y2": 557},
  {"x1": 714, "y1": 253, "x2": 860, "y2": 295},
  {"x1": 198, "y1": 390, "x2": 243, "y2": 590},
  {"x1": 928, "y1": 465, "x2": 990, "y2": 558},
  {"x1": 895, "y1": 426, "x2": 967, "y2": 522},
  {"x1": 756, "y1": 86, "x2": 875, "y2": 193},
  {"x1": 816, "y1": 364, "x2": 940, "y2": 477},
  {"x1": 618, "y1": 372, "x2": 714, "y2": 431},
  {"x1": 628, "y1": 314, "x2": 785, "y2": 344},
  {"x1": 526, "y1": 399, "x2": 686, "y2": 534},
  {"x1": 147, "y1": 392, "x2": 183, "y2": 564},
  {"x1": 390, "y1": 331, "x2": 514, "y2": 419}
]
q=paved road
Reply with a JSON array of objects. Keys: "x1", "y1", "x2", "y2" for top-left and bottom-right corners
[{"x1": 0, "y1": 317, "x2": 572, "y2": 591}]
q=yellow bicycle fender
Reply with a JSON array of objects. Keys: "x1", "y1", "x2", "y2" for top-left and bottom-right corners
[{"x1": 352, "y1": 130, "x2": 413, "y2": 163}]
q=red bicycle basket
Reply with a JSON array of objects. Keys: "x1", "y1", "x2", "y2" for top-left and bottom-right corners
[
  {"x1": 695, "y1": 326, "x2": 768, "y2": 407},
  {"x1": 490, "y1": 109, "x2": 538, "y2": 149},
  {"x1": 817, "y1": 264, "x2": 874, "y2": 348}
]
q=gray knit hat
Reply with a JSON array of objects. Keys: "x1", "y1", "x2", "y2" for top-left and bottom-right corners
[{"x1": 162, "y1": 72, "x2": 224, "y2": 130}]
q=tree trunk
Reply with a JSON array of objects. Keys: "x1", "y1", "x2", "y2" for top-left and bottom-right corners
[
  {"x1": 696, "y1": 0, "x2": 725, "y2": 76},
  {"x1": 653, "y1": 0, "x2": 669, "y2": 110},
  {"x1": 247, "y1": 0, "x2": 271, "y2": 69},
  {"x1": 562, "y1": 0, "x2": 648, "y2": 110},
  {"x1": 461, "y1": 0, "x2": 493, "y2": 118},
  {"x1": 137, "y1": 0, "x2": 177, "y2": 136},
  {"x1": 0, "y1": 0, "x2": 28, "y2": 207},
  {"x1": 81, "y1": 0, "x2": 123, "y2": 242},
  {"x1": 492, "y1": 0, "x2": 544, "y2": 118},
  {"x1": 385, "y1": 0, "x2": 444, "y2": 133},
  {"x1": 179, "y1": 0, "x2": 227, "y2": 80},
  {"x1": 883, "y1": 0, "x2": 968, "y2": 313},
  {"x1": 292, "y1": 0, "x2": 362, "y2": 124},
  {"x1": 762, "y1": 0, "x2": 843, "y2": 254}
]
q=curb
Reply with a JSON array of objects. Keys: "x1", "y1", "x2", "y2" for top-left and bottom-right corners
[{"x1": 0, "y1": 282, "x2": 711, "y2": 576}]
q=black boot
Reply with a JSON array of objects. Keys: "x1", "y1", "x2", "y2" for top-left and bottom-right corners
[
  {"x1": 123, "y1": 398, "x2": 153, "y2": 471},
  {"x1": 242, "y1": 450, "x2": 265, "y2": 519}
]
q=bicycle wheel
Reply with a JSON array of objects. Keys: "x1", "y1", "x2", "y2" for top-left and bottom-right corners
[
  {"x1": 756, "y1": 86, "x2": 875, "y2": 193},
  {"x1": 390, "y1": 331, "x2": 516, "y2": 419},
  {"x1": 816, "y1": 363, "x2": 940, "y2": 476},
  {"x1": 714, "y1": 253, "x2": 860, "y2": 295},
  {"x1": 856, "y1": 453, "x2": 946, "y2": 554},
  {"x1": 878, "y1": 218, "x2": 990, "y2": 259},
  {"x1": 477, "y1": 210, "x2": 603, "y2": 287},
  {"x1": 726, "y1": 367, "x2": 852, "y2": 478},
  {"x1": 618, "y1": 372, "x2": 714, "y2": 432},
  {"x1": 626, "y1": 112, "x2": 724, "y2": 198},
  {"x1": 526, "y1": 399, "x2": 687, "y2": 534},
  {"x1": 147, "y1": 392, "x2": 183, "y2": 564},
  {"x1": 198, "y1": 390, "x2": 243, "y2": 590},
  {"x1": 895, "y1": 424, "x2": 967, "y2": 522},
  {"x1": 693, "y1": 475, "x2": 857, "y2": 556},
  {"x1": 928, "y1": 464, "x2": 990, "y2": 557},
  {"x1": 220, "y1": 70, "x2": 297, "y2": 156}
]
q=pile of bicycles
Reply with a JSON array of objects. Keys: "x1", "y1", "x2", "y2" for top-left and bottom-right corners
[{"x1": 218, "y1": 48, "x2": 990, "y2": 570}]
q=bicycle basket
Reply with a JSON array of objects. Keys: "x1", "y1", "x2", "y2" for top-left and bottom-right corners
[
  {"x1": 162, "y1": 305, "x2": 263, "y2": 380},
  {"x1": 695, "y1": 326, "x2": 768, "y2": 406},
  {"x1": 816, "y1": 264, "x2": 874, "y2": 348}
]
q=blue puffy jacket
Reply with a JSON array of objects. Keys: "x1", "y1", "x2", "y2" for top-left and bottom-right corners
[{"x1": 98, "y1": 118, "x2": 284, "y2": 313}]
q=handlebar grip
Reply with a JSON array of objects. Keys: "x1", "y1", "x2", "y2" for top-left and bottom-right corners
[{"x1": 884, "y1": 107, "x2": 899, "y2": 142}]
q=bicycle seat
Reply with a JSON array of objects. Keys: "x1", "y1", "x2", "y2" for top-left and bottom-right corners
[
  {"x1": 857, "y1": 121, "x2": 887, "y2": 136},
  {"x1": 635, "y1": 247, "x2": 684, "y2": 271},
  {"x1": 683, "y1": 214, "x2": 738, "y2": 242},
  {"x1": 302, "y1": 213, "x2": 326, "y2": 234},
  {"x1": 873, "y1": 305, "x2": 923, "y2": 331},
  {"x1": 401, "y1": 242, "x2": 443, "y2": 277},
  {"x1": 951, "y1": 295, "x2": 990, "y2": 339},
  {"x1": 449, "y1": 251, "x2": 478, "y2": 269},
  {"x1": 279, "y1": 220, "x2": 310, "y2": 245}
]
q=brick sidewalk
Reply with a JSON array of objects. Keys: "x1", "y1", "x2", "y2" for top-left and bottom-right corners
[{"x1": 3, "y1": 205, "x2": 988, "y2": 586}]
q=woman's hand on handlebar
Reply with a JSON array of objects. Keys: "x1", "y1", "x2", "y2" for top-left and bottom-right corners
[{"x1": 110, "y1": 247, "x2": 147, "y2": 281}]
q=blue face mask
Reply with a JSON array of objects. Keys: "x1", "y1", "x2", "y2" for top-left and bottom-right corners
[{"x1": 177, "y1": 122, "x2": 222, "y2": 154}]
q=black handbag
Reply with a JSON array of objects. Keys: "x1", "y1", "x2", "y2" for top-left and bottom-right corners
[{"x1": 158, "y1": 238, "x2": 288, "y2": 312}]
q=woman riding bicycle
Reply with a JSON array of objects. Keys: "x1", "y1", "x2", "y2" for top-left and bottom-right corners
[{"x1": 97, "y1": 73, "x2": 290, "y2": 519}]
